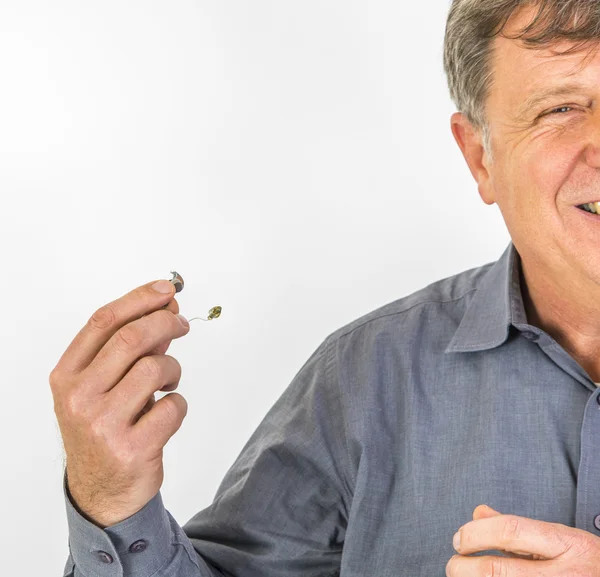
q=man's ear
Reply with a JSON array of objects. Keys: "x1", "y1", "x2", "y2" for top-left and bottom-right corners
[{"x1": 450, "y1": 112, "x2": 495, "y2": 206}]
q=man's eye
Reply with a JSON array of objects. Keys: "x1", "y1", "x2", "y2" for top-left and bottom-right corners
[{"x1": 546, "y1": 106, "x2": 574, "y2": 116}]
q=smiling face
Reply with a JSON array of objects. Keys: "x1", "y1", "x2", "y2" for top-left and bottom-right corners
[
  {"x1": 452, "y1": 5, "x2": 600, "y2": 328},
  {"x1": 486, "y1": 26, "x2": 600, "y2": 285}
]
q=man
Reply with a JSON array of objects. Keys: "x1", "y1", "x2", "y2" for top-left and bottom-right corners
[{"x1": 54, "y1": 1, "x2": 600, "y2": 575}]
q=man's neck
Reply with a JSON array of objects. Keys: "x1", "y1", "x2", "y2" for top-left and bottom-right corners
[{"x1": 520, "y1": 257, "x2": 600, "y2": 383}]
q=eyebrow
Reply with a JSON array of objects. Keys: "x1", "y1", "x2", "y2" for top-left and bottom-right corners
[{"x1": 517, "y1": 83, "x2": 590, "y2": 118}]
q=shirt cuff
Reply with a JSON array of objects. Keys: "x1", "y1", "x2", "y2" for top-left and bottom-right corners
[{"x1": 63, "y1": 471, "x2": 176, "y2": 577}]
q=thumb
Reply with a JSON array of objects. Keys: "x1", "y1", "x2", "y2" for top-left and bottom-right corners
[
  {"x1": 471, "y1": 505, "x2": 543, "y2": 561},
  {"x1": 473, "y1": 504, "x2": 502, "y2": 520}
]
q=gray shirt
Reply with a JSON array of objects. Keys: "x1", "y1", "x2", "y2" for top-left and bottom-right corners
[{"x1": 62, "y1": 240, "x2": 600, "y2": 576}]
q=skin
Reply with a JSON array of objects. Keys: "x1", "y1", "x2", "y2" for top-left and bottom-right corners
[
  {"x1": 50, "y1": 281, "x2": 190, "y2": 528},
  {"x1": 446, "y1": 504, "x2": 600, "y2": 575},
  {"x1": 451, "y1": 4, "x2": 600, "y2": 382},
  {"x1": 447, "y1": 4, "x2": 600, "y2": 575}
]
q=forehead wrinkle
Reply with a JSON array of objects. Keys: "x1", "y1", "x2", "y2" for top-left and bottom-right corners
[{"x1": 499, "y1": 41, "x2": 600, "y2": 122}]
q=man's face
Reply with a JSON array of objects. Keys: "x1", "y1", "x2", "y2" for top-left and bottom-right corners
[{"x1": 454, "y1": 5, "x2": 600, "y2": 293}]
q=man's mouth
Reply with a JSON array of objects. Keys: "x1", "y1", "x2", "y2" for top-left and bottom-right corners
[{"x1": 577, "y1": 202, "x2": 600, "y2": 214}]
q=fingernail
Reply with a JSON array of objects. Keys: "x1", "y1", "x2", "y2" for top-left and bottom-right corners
[
  {"x1": 453, "y1": 531, "x2": 461, "y2": 550},
  {"x1": 152, "y1": 280, "x2": 173, "y2": 294},
  {"x1": 176, "y1": 314, "x2": 189, "y2": 328}
]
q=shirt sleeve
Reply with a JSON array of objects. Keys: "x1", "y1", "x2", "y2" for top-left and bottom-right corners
[
  {"x1": 62, "y1": 465, "x2": 223, "y2": 576},
  {"x1": 62, "y1": 334, "x2": 353, "y2": 577},
  {"x1": 180, "y1": 334, "x2": 354, "y2": 577}
]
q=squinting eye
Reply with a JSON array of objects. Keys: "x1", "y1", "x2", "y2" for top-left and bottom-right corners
[{"x1": 547, "y1": 106, "x2": 574, "y2": 116}]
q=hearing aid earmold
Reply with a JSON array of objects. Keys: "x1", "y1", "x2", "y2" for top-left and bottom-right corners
[{"x1": 169, "y1": 271, "x2": 184, "y2": 293}]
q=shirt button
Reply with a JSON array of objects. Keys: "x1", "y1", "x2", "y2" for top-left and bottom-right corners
[
  {"x1": 129, "y1": 539, "x2": 148, "y2": 553},
  {"x1": 594, "y1": 515, "x2": 600, "y2": 531},
  {"x1": 96, "y1": 551, "x2": 113, "y2": 563},
  {"x1": 522, "y1": 332, "x2": 535, "y2": 340}
]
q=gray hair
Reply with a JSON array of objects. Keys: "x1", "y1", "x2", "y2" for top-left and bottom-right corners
[{"x1": 443, "y1": 0, "x2": 600, "y2": 164}]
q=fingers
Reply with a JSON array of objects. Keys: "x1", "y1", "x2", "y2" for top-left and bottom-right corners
[
  {"x1": 455, "y1": 515, "x2": 573, "y2": 561},
  {"x1": 52, "y1": 280, "x2": 177, "y2": 379},
  {"x1": 162, "y1": 298, "x2": 180, "y2": 316},
  {"x1": 148, "y1": 340, "x2": 173, "y2": 357},
  {"x1": 109, "y1": 354, "x2": 182, "y2": 425},
  {"x1": 132, "y1": 392, "x2": 188, "y2": 452},
  {"x1": 81, "y1": 308, "x2": 189, "y2": 395},
  {"x1": 48, "y1": 277, "x2": 191, "y2": 528},
  {"x1": 146, "y1": 299, "x2": 180, "y2": 356},
  {"x1": 133, "y1": 393, "x2": 156, "y2": 422}
]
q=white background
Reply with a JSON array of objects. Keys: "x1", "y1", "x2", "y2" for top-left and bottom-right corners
[{"x1": 0, "y1": 1, "x2": 510, "y2": 574}]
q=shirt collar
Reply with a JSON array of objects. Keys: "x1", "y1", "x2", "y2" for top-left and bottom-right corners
[{"x1": 445, "y1": 240, "x2": 528, "y2": 354}]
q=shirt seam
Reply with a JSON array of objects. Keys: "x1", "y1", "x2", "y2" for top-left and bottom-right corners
[
  {"x1": 325, "y1": 333, "x2": 356, "y2": 511},
  {"x1": 332, "y1": 288, "x2": 479, "y2": 343}
]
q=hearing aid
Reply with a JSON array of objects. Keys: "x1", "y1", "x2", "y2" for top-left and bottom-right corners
[{"x1": 160, "y1": 270, "x2": 222, "y2": 323}]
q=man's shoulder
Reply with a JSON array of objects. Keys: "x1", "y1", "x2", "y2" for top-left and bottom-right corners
[{"x1": 327, "y1": 257, "x2": 497, "y2": 345}]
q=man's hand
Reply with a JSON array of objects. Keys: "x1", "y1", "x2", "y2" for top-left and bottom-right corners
[
  {"x1": 50, "y1": 279, "x2": 191, "y2": 528},
  {"x1": 446, "y1": 504, "x2": 600, "y2": 576}
]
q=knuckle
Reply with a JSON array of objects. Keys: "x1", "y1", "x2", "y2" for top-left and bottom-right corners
[
  {"x1": 162, "y1": 308, "x2": 181, "y2": 329},
  {"x1": 89, "y1": 304, "x2": 118, "y2": 330},
  {"x1": 159, "y1": 308, "x2": 181, "y2": 331},
  {"x1": 112, "y1": 442, "x2": 138, "y2": 468},
  {"x1": 564, "y1": 530, "x2": 593, "y2": 556},
  {"x1": 49, "y1": 367, "x2": 76, "y2": 394},
  {"x1": 137, "y1": 355, "x2": 162, "y2": 380},
  {"x1": 163, "y1": 298, "x2": 179, "y2": 313},
  {"x1": 62, "y1": 393, "x2": 89, "y2": 419},
  {"x1": 99, "y1": 435, "x2": 137, "y2": 469},
  {"x1": 114, "y1": 323, "x2": 142, "y2": 352},
  {"x1": 89, "y1": 415, "x2": 109, "y2": 438},
  {"x1": 89, "y1": 415, "x2": 128, "y2": 448},
  {"x1": 65, "y1": 387, "x2": 106, "y2": 424},
  {"x1": 501, "y1": 516, "x2": 522, "y2": 543},
  {"x1": 486, "y1": 556, "x2": 507, "y2": 577},
  {"x1": 48, "y1": 369, "x2": 62, "y2": 392}
]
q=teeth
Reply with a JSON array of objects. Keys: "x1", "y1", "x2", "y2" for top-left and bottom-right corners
[{"x1": 582, "y1": 203, "x2": 600, "y2": 213}]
